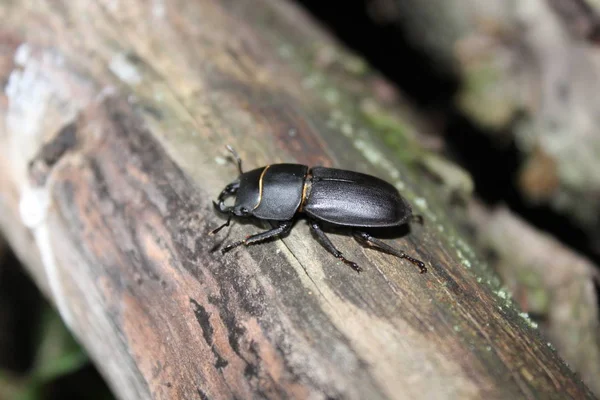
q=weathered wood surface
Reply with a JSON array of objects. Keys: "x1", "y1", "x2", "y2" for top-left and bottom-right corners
[{"x1": 0, "y1": 0, "x2": 594, "y2": 399}]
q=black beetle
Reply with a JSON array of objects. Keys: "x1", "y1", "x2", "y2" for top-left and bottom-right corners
[{"x1": 211, "y1": 146, "x2": 426, "y2": 273}]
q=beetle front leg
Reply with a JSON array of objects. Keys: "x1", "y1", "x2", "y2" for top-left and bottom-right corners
[
  {"x1": 354, "y1": 232, "x2": 427, "y2": 273},
  {"x1": 221, "y1": 221, "x2": 293, "y2": 254},
  {"x1": 309, "y1": 221, "x2": 362, "y2": 273}
]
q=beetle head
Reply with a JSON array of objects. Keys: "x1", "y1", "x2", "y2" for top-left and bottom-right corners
[
  {"x1": 214, "y1": 179, "x2": 240, "y2": 213},
  {"x1": 214, "y1": 146, "x2": 246, "y2": 212},
  {"x1": 211, "y1": 146, "x2": 248, "y2": 235},
  {"x1": 211, "y1": 179, "x2": 238, "y2": 235}
]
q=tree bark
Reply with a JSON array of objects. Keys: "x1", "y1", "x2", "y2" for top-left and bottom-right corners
[{"x1": 0, "y1": 0, "x2": 594, "y2": 399}]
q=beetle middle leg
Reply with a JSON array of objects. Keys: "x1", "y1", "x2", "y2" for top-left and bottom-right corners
[
  {"x1": 354, "y1": 232, "x2": 427, "y2": 274},
  {"x1": 309, "y1": 221, "x2": 362, "y2": 273},
  {"x1": 222, "y1": 221, "x2": 293, "y2": 254}
]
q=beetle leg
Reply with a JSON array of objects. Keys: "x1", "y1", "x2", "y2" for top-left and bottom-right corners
[
  {"x1": 209, "y1": 212, "x2": 233, "y2": 235},
  {"x1": 221, "y1": 221, "x2": 293, "y2": 254},
  {"x1": 309, "y1": 221, "x2": 362, "y2": 273},
  {"x1": 354, "y1": 232, "x2": 427, "y2": 273}
]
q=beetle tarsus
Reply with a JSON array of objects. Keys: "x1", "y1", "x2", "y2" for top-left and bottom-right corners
[
  {"x1": 222, "y1": 240, "x2": 244, "y2": 254},
  {"x1": 406, "y1": 256, "x2": 427, "y2": 274},
  {"x1": 340, "y1": 257, "x2": 362, "y2": 273},
  {"x1": 354, "y1": 231, "x2": 427, "y2": 274}
]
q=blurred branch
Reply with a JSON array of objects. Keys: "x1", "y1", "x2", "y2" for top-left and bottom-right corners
[
  {"x1": 469, "y1": 202, "x2": 600, "y2": 395},
  {"x1": 548, "y1": 0, "x2": 600, "y2": 42}
]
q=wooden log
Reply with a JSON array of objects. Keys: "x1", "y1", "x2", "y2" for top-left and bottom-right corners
[{"x1": 0, "y1": 0, "x2": 594, "y2": 399}]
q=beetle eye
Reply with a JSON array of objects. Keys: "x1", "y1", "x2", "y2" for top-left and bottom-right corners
[{"x1": 240, "y1": 207, "x2": 249, "y2": 215}]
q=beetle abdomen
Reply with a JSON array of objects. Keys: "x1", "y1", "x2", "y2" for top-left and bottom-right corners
[{"x1": 303, "y1": 167, "x2": 412, "y2": 227}]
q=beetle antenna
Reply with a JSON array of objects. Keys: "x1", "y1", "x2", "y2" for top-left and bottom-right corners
[
  {"x1": 209, "y1": 212, "x2": 233, "y2": 235},
  {"x1": 226, "y1": 145, "x2": 243, "y2": 175}
]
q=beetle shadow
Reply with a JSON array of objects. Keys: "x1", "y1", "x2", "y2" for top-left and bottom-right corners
[
  {"x1": 314, "y1": 220, "x2": 414, "y2": 240},
  {"x1": 209, "y1": 212, "x2": 421, "y2": 255},
  {"x1": 311, "y1": 220, "x2": 426, "y2": 272}
]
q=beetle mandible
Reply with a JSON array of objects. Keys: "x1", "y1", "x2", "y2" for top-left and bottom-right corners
[{"x1": 211, "y1": 146, "x2": 427, "y2": 273}]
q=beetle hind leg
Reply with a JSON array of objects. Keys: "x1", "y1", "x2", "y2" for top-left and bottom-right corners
[
  {"x1": 354, "y1": 231, "x2": 427, "y2": 274},
  {"x1": 309, "y1": 221, "x2": 362, "y2": 273},
  {"x1": 222, "y1": 221, "x2": 293, "y2": 254}
]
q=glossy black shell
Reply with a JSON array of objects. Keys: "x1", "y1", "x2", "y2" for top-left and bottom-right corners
[
  {"x1": 234, "y1": 164, "x2": 308, "y2": 220},
  {"x1": 303, "y1": 167, "x2": 412, "y2": 227},
  {"x1": 234, "y1": 164, "x2": 411, "y2": 227}
]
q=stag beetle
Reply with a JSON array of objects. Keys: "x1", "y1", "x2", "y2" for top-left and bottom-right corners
[{"x1": 211, "y1": 146, "x2": 426, "y2": 273}]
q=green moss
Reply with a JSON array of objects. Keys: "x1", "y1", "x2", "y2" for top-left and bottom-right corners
[
  {"x1": 359, "y1": 100, "x2": 419, "y2": 163},
  {"x1": 341, "y1": 54, "x2": 368, "y2": 76},
  {"x1": 519, "y1": 312, "x2": 539, "y2": 329},
  {"x1": 517, "y1": 270, "x2": 551, "y2": 315}
]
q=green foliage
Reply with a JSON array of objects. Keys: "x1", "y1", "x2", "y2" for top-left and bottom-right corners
[{"x1": 0, "y1": 304, "x2": 113, "y2": 400}]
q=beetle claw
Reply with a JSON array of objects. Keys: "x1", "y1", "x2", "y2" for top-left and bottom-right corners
[
  {"x1": 338, "y1": 256, "x2": 362, "y2": 273},
  {"x1": 350, "y1": 262, "x2": 363, "y2": 273},
  {"x1": 406, "y1": 257, "x2": 427, "y2": 274}
]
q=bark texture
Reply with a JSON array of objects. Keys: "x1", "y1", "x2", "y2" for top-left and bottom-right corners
[{"x1": 0, "y1": 0, "x2": 595, "y2": 399}]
